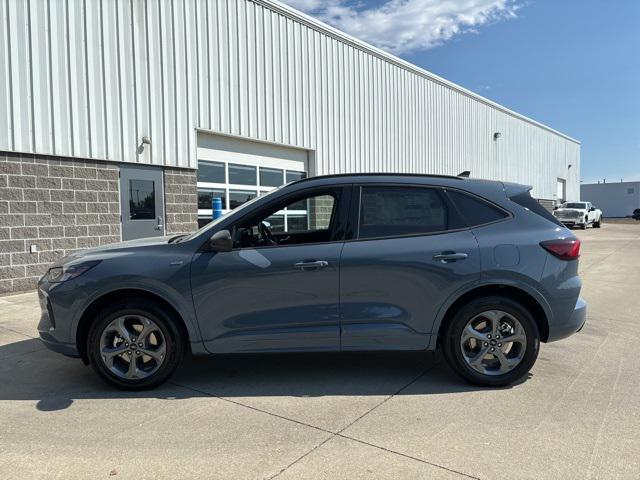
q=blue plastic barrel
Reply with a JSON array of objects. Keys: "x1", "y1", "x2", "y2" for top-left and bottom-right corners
[{"x1": 212, "y1": 197, "x2": 223, "y2": 219}]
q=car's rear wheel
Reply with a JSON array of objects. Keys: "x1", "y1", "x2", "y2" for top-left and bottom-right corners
[
  {"x1": 87, "y1": 299, "x2": 185, "y2": 390},
  {"x1": 441, "y1": 296, "x2": 540, "y2": 387},
  {"x1": 594, "y1": 216, "x2": 602, "y2": 228}
]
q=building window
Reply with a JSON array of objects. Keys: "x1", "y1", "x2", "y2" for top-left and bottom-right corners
[
  {"x1": 229, "y1": 163, "x2": 257, "y2": 185},
  {"x1": 260, "y1": 167, "x2": 284, "y2": 187},
  {"x1": 198, "y1": 188, "x2": 226, "y2": 210},
  {"x1": 628, "y1": 188, "x2": 635, "y2": 194},
  {"x1": 286, "y1": 170, "x2": 306, "y2": 183},
  {"x1": 198, "y1": 161, "x2": 225, "y2": 183},
  {"x1": 197, "y1": 159, "x2": 307, "y2": 223},
  {"x1": 129, "y1": 179, "x2": 155, "y2": 220},
  {"x1": 229, "y1": 189, "x2": 257, "y2": 209}
]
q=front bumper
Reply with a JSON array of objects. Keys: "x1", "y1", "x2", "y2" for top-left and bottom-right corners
[
  {"x1": 37, "y1": 286, "x2": 80, "y2": 358},
  {"x1": 547, "y1": 297, "x2": 587, "y2": 342}
]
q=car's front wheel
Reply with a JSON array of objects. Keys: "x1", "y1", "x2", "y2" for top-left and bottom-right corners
[
  {"x1": 441, "y1": 296, "x2": 540, "y2": 387},
  {"x1": 87, "y1": 299, "x2": 185, "y2": 390}
]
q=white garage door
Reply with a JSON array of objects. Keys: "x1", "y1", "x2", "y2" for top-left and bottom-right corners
[{"x1": 196, "y1": 133, "x2": 308, "y2": 226}]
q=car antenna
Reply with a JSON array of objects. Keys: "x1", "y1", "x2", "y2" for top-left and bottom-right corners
[{"x1": 457, "y1": 171, "x2": 471, "y2": 178}]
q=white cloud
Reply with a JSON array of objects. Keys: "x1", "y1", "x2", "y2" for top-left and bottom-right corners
[{"x1": 282, "y1": 0, "x2": 520, "y2": 54}]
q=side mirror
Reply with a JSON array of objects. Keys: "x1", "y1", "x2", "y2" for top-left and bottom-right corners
[
  {"x1": 209, "y1": 229, "x2": 233, "y2": 252},
  {"x1": 553, "y1": 206, "x2": 558, "y2": 210},
  {"x1": 589, "y1": 207, "x2": 595, "y2": 212}
]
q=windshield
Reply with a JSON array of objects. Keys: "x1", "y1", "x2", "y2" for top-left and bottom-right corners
[
  {"x1": 562, "y1": 202, "x2": 587, "y2": 209},
  {"x1": 177, "y1": 186, "x2": 285, "y2": 242}
]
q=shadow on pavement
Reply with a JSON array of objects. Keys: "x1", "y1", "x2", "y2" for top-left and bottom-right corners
[{"x1": 0, "y1": 338, "x2": 529, "y2": 412}]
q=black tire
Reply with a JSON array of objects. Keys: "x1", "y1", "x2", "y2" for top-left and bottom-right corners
[
  {"x1": 581, "y1": 221, "x2": 587, "y2": 230},
  {"x1": 441, "y1": 296, "x2": 540, "y2": 388},
  {"x1": 87, "y1": 299, "x2": 185, "y2": 390},
  {"x1": 594, "y1": 216, "x2": 602, "y2": 228}
]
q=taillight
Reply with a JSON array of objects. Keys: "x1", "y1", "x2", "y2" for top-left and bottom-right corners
[{"x1": 540, "y1": 238, "x2": 581, "y2": 260}]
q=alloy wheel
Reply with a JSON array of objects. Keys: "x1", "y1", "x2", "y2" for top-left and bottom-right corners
[
  {"x1": 460, "y1": 309, "x2": 527, "y2": 376},
  {"x1": 99, "y1": 315, "x2": 167, "y2": 380}
]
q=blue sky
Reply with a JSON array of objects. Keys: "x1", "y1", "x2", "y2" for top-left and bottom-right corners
[{"x1": 284, "y1": 0, "x2": 640, "y2": 183}]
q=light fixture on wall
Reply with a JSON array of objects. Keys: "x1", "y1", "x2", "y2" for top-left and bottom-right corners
[
  {"x1": 141, "y1": 136, "x2": 151, "y2": 145},
  {"x1": 568, "y1": 164, "x2": 572, "y2": 169},
  {"x1": 493, "y1": 132, "x2": 502, "y2": 141}
]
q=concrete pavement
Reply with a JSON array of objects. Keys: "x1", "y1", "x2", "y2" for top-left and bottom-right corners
[{"x1": 1, "y1": 223, "x2": 639, "y2": 479}]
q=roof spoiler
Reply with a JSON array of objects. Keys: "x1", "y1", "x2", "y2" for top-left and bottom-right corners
[
  {"x1": 457, "y1": 171, "x2": 471, "y2": 178},
  {"x1": 503, "y1": 182, "x2": 533, "y2": 198}
]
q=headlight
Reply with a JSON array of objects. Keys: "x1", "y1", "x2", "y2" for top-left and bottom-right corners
[{"x1": 45, "y1": 261, "x2": 101, "y2": 283}]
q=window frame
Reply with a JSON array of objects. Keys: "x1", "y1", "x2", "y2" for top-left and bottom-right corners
[{"x1": 347, "y1": 183, "x2": 511, "y2": 242}]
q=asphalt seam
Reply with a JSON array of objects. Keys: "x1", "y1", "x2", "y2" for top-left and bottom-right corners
[
  {"x1": 0, "y1": 324, "x2": 38, "y2": 340},
  {"x1": 174, "y1": 357, "x2": 479, "y2": 480}
]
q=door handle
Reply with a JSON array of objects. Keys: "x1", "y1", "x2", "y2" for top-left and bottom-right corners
[
  {"x1": 155, "y1": 216, "x2": 164, "y2": 231},
  {"x1": 294, "y1": 260, "x2": 329, "y2": 271},
  {"x1": 433, "y1": 252, "x2": 468, "y2": 263}
]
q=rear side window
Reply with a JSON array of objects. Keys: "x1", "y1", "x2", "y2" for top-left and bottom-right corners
[
  {"x1": 358, "y1": 186, "x2": 464, "y2": 239},
  {"x1": 446, "y1": 190, "x2": 508, "y2": 227},
  {"x1": 509, "y1": 191, "x2": 564, "y2": 227}
]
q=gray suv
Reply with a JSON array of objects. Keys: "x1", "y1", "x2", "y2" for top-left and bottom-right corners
[{"x1": 37, "y1": 174, "x2": 586, "y2": 389}]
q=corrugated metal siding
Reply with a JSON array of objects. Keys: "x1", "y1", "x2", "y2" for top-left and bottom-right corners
[{"x1": 0, "y1": 0, "x2": 580, "y2": 200}]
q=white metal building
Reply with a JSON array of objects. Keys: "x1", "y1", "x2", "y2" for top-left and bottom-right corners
[
  {"x1": 581, "y1": 182, "x2": 640, "y2": 217},
  {"x1": 0, "y1": 0, "x2": 580, "y2": 292}
]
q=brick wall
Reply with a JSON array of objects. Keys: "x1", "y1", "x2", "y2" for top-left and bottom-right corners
[
  {"x1": 0, "y1": 152, "x2": 121, "y2": 294},
  {"x1": 164, "y1": 167, "x2": 198, "y2": 235}
]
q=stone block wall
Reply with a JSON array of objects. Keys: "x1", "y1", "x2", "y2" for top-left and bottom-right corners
[
  {"x1": 0, "y1": 152, "x2": 121, "y2": 294},
  {"x1": 164, "y1": 168, "x2": 198, "y2": 235}
]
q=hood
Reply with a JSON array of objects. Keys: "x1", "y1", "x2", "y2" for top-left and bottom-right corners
[{"x1": 58, "y1": 235, "x2": 176, "y2": 264}]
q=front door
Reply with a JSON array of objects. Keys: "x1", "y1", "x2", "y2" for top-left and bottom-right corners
[
  {"x1": 339, "y1": 185, "x2": 481, "y2": 350},
  {"x1": 120, "y1": 165, "x2": 165, "y2": 240},
  {"x1": 190, "y1": 186, "x2": 349, "y2": 353}
]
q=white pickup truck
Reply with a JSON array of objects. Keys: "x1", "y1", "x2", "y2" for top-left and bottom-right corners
[{"x1": 553, "y1": 201, "x2": 603, "y2": 229}]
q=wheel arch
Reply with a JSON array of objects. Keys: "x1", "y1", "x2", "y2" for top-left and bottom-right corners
[
  {"x1": 434, "y1": 284, "x2": 550, "y2": 346},
  {"x1": 76, "y1": 288, "x2": 192, "y2": 364}
]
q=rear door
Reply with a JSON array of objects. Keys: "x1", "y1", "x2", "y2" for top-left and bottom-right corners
[{"x1": 339, "y1": 185, "x2": 481, "y2": 350}]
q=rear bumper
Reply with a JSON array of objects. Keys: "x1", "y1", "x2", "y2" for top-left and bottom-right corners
[{"x1": 547, "y1": 297, "x2": 587, "y2": 342}]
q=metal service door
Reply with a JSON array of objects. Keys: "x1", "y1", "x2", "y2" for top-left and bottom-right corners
[{"x1": 120, "y1": 165, "x2": 165, "y2": 240}]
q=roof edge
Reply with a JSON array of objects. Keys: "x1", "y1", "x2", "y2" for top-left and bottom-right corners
[{"x1": 257, "y1": 0, "x2": 581, "y2": 145}]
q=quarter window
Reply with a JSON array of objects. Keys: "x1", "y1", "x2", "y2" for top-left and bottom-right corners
[
  {"x1": 446, "y1": 190, "x2": 508, "y2": 227},
  {"x1": 358, "y1": 186, "x2": 462, "y2": 239}
]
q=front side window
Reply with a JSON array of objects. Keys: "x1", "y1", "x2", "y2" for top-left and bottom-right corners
[
  {"x1": 358, "y1": 186, "x2": 462, "y2": 239},
  {"x1": 234, "y1": 192, "x2": 338, "y2": 248}
]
